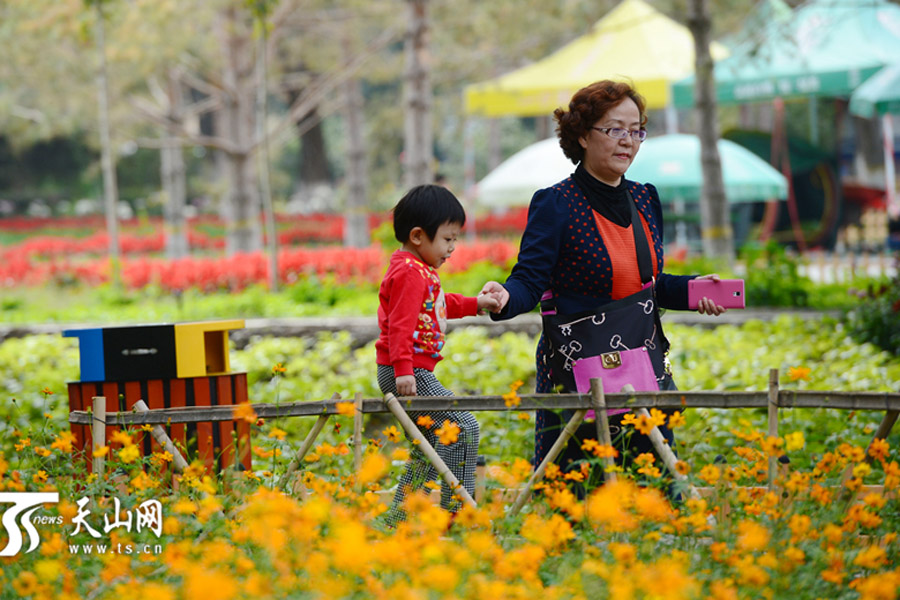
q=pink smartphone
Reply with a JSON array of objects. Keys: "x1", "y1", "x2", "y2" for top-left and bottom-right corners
[{"x1": 688, "y1": 278, "x2": 745, "y2": 309}]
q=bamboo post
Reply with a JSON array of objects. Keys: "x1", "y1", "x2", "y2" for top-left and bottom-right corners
[
  {"x1": 133, "y1": 400, "x2": 189, "y2": 472},
  {"x1": 384, "y1": 393, "x2": 477, "y2": 509},
  {"x1": 634, "y1": 407, "x2": 702, "y2": 502},
  {"x1": 509, "y1": 408, "x2": 588, "y2": 516},
  {"x1": 589, "y1": 378, "x2": 617, "y2": 483},
  {"x1": 279, "y1": 414, "x2": 330, "y2": 491},
  {"x1": 92, "y1": 396, "x2": 106, "y2": 476},
  {"x1": 353, "y1": 392, "x2": 364, "y2": 472},
  {"x1": 767, "y1": 369, "x2": 780, "y2": 490}
]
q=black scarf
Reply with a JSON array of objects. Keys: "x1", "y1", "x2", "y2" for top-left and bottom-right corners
[{"x1": 572, "y1": 163, "x2": 631, "y2": 227}]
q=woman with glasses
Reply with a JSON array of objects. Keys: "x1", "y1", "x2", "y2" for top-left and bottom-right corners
[{"x1": 481, "y1": 79, "x2": 724, "y2": 481}]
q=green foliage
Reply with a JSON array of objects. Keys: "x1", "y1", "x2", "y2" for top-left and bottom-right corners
[
  {"x1": 740, "y1": 241, "x2": 810, "y2": 307},
  {"x1": 666, "y1": 315, "x2": 900, "y2": 469},
  {"x1": 441, "y1": 260, "x2": 512, "y2": 296},
  {"x1": 5, "y1": 314, "x2": 897, "y2": 464},
  {"x1": 844, "y1": 274, "x2": 900, "y2": 356},
  {"x1": 0, "y1": 336, "x2": 80, "y2": 442}
]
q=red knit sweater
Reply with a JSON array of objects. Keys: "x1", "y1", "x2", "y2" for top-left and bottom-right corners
[{"x1": 376, "y1": 250, "x2": 478, "y2": 376}]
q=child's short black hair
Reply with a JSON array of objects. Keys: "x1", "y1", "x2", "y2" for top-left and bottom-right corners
[{"x1": 392, "y1": 184, "x2": 466, "y2": 243}]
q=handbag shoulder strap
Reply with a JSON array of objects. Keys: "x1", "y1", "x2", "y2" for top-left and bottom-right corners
[{"x1": 627, "y1": 188, "x2": 653, "y2": 285}]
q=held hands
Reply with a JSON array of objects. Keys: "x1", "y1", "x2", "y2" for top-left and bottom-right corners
[
  {"x1": 694, "y1": 273, "x2": 727, "y2": 316},
  {"x1": 478, "y1": 281, "x2": 510, "y2": 314},
  {"x1": 395, "y1": 375, "x2": 416, "y2": 396},
  {"x1": 476, "y1": 290, "x2": 503, "y2": 314}
]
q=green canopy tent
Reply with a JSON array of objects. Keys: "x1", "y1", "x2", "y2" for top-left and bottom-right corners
[
  {"x1": 672, "y1": 0, "x2": 900, "y2": 108},
  {"x1": 673, "y1": 0, "x2": 900, "y2": 249},
  {"x1": 849, "y1": 63, "x2": 900, "y2": 218}
]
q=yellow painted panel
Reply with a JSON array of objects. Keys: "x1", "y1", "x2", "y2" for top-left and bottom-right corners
[{"x1": 174, "y1": 320, "x2": 244, "y2": 378}]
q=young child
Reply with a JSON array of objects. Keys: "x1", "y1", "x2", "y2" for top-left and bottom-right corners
[{"x1": 376, "y1": 184, "x2": 499, "y2": 525}]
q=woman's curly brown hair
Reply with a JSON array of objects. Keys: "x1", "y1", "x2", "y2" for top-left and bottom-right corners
[{"x1": 554, "y1": 80, "x2": 647, "y2": 164}]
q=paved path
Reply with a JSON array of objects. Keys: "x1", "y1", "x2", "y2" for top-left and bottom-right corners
[{"x1": 0, "y1": 308, "x2": 836, "y2": 347}]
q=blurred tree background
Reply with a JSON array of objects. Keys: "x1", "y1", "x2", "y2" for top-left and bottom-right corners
[{"x1": 0, "y1": 0, "x2": 798, "y2": 250}]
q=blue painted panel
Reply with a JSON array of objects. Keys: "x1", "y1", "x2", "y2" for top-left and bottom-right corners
[{"x1": 63, "y1": 328, "x2": 105, "y2": 382}]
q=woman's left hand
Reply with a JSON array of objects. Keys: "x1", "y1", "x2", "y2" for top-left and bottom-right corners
[{"x1": 694, "y1": 273, "x2": 727, "y2": 316}]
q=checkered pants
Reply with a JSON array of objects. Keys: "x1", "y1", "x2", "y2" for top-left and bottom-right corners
[{"x1": 377, "y1": 365, "x2": 480, "y2": 526}]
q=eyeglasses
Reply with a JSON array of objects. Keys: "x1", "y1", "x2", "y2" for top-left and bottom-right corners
[{"x1": 592, "y1": 127, "x2": 647, "y2": 142}]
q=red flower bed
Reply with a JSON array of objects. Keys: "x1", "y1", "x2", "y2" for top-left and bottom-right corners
[{"x1": 0, "y1": 242, "x2": 518, "y2": 291}]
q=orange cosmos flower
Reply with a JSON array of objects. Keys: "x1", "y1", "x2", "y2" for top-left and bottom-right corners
[
  {"x1": 435, "y1": 421, "x2": 461, "y2": 445},
  {"x1": 233, "y1": 402, "x2": 258, "y2": 424}
]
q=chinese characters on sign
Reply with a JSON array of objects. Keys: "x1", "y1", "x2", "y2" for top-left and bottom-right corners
[{"x1": 71, "y1": 497, "x2": 163, "y2": 539}]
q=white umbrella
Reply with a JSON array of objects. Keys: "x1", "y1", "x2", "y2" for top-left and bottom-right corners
[
  {"x1": 475, "y1": 134, "x2": 787, "y2": 208},
  {"x1": 475, "y1": 138, "x2": 574, "y2": 208}
]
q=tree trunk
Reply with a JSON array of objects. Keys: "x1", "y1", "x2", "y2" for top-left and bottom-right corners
[
  {"x1": 299, "y1": 107, "x2": 332, "y2": 185},
  {"x1": 94, "y1": 2, "x2": 122, "y2": 286},
  {"x1": 343, "y1": 35, "x2": 370, "y2": 248},
  {"x1": 217, "y1": 4, "x2": 261, "y2": 255},
  {"x1": 256, "y1": 14, "x2": 278, "y2": 290},
  {"x1": 687, "y1": 0, "x2": 733, "y2": 263},
  {"x1": 403, "y1": 0, "x2": 433, "y2": 188},
  {"x1": 162, "y1": 70, "x2": 188, "y2": 260}
]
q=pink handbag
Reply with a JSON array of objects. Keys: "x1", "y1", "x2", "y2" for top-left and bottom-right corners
[{"x1": 573, "y1": 347, "x2": 659, "y2": 419}]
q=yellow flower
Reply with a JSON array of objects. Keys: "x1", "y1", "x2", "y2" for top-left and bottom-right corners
[
  {"x1": 632, "y1": 414, "x2": 655, "y2": 436},
  {"x1": 648, "y1": 408, "x2": 667, "y2": 427},
  {"x1": 15, "y1": 438, "x2": 31, "y2": 451},
  {"x1": 760, "y1": 436, "x2": 785, "y2": 457},
  {"x1": 50, "y1": 431, "x2": 75, "y2": 452},
  {"x1": 382, "y1": 425, "x2": 402, "y2": 443},
  {"x1": 698, "y1": 464, "x2": 721, "y2": 485},
  {"x1": 271, "y1": 362, "x2": 286, "y2": 374},
  {"x1": 736, "y1": 520, "x2": 770, "y2": 552},
  {"x1": 93, "y1": 446, "x2": 110, "y2": 458},
  {"x1": 118, "y1": 445, "x2": 141, "y2": 464},
  {"x1": 32, "y1": 470, "x2": 48, "y2": 484},
  {"x1": 634, "y1": 452, "x2": 655, "y2": 467},
  {"x1": 391, "y1": 447, "x2": 410, "y2": 461},
  {"x1": 267, "y1": 427, "x2": 287, "y2": 441},
  {"x1": 150, "y1": 451, "x2": 174, "y2": 466},
  {"x1": 435, "y1": 421, "x2": 461, "y2": 445},
  {"x1": 520, "y1": 513, "x2": 575, "y2": 553},
  {"x1": 853, "y1": 462, "x2": 873, "y2": 479},
  {"x1": 41, "y1": 387, "x2": 54, "y2": 396},
  {"x1": 233, "y1": 402, "x2": 258, "y2": 424},
  {"x1": 675, "y1": 460, "x2": 691, "y2": 475},
  {"x1": 357, "y1": 453, "x2": 389, "y2": 485},
  {"x1": 110, "y1": 430, "x2": 134, "y2": 446},
  {"x1": 853, "y1": 545, "x2": 887, "y2": 570},
  {"x1": 130, "y1": 471, "x2": 159, "y2": 492},
  {"x1": 667, "y1": 410, "x2": 686, "y2": 429},
  {"x1": 608, "y1": 542, "x2": 637, "y2": 565},
  {"x1": 335, "y1": 401, "x2": 355, "y2": 417},
  {"x1": 502, "y1": 384, "x2": 522, "y2": 408},
  {"x1": 785, "y1": 431, "x2": 805, "y2": 451},
  {"x1": 788, "y1": 366, "x2": 811, "y2": 381},
  {"x1": 12, "y1": 571, "x2": 39, "y2": 597}
]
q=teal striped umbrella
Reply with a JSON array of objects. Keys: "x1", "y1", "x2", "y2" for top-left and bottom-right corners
[{"x1": 849, "y1": 63, "x2": 900, "y2": 118}]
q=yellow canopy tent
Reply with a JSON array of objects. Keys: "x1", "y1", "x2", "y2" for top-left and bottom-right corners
[{"x1": 464, "y1": 0, "x2": 727, "y2": 117}]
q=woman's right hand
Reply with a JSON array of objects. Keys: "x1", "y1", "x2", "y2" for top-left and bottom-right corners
[{"x1": 479, "y1": 281, "x2": 509, "y2": 313}]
